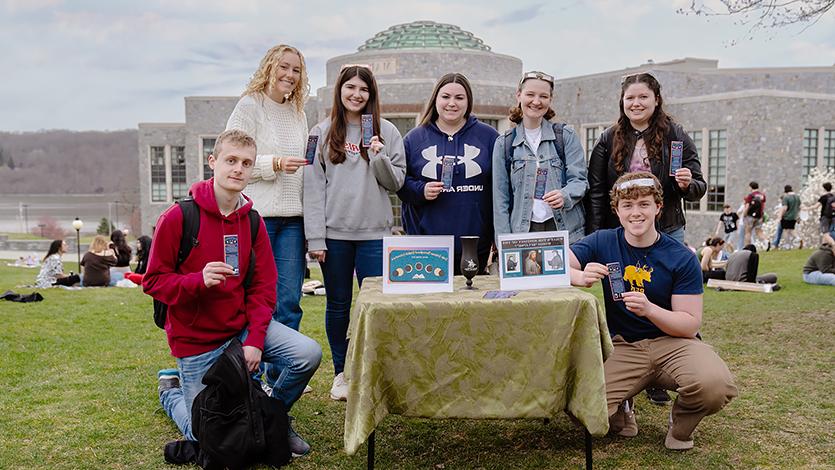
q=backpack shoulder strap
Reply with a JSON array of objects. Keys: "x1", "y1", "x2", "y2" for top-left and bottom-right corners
[
  {"x1": 551, "y1": 122, "x2": 568, "y2": 183},
  {"x1": 176, "y1": 198, "x2": 200, "y2": 270},
  {"x1": 242, "y1": 209, "x2": 261, "y2": 289},
  {"x1": 503, "y1": 127, "x2": 516, "y2": 174}
]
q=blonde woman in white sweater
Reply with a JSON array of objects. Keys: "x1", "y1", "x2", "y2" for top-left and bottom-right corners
[{"x1": 226, "y1": 44, "x2": 309, "y2": 333}]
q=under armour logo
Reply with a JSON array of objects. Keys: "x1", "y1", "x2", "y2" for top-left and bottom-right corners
[{"x1": 420, "y1": 145, "x2": 482, "y2": 179}]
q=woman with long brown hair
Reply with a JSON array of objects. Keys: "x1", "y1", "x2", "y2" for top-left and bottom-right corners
[
  {"x1": 397, "y1": 73, "x2": 498, "y2": 272},
  {"x1": 587, "y1": 73, "x2": 706, "y2": 244},
  {"x1": 304, "y1": 64, "x2": 405, "y2": 401}
]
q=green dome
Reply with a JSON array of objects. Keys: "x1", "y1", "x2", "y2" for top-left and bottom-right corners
[{"x1": 358, "y1": 21, "x2": 491, "y2": 52}]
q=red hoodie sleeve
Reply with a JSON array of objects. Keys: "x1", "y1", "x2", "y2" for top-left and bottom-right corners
[
  {"x1": 241, "y1": 217, "x2": 278, "y2": 351},
  {"x1": 142, "y1": 206, "x2": 206, "y2": 306}
]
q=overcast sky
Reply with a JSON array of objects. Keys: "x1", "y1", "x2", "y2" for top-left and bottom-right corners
[{"x1": 3, "y1": 0, "x2": 833, "y2": 131}]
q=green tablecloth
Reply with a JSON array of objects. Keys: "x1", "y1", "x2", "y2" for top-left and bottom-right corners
[{"x1": 344, "y1": 276, "x2": 613, "y2": 455}]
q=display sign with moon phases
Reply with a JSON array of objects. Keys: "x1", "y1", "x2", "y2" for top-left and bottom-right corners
[
  {"x1": 389, "y1": 249, "x2": 448, "y2": 283},
  {"x1": 383, "y1": 236, "x2": 454, "y2": 294}
]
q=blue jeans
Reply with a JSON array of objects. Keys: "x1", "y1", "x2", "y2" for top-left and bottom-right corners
[
  {"x1": 159, "y1": 320, "x2": 322, "y2": 440},
  {"x1": 320, "y1": 238, "x2": 383, "y2": 375},
  {"x1": 665, "y1": 226, "x2": 685, "y2": 245},
  {"x1": 263, "y1": 217, "x2": 306, "y2": 331},
  {"x1": 772, "y1": 223, "x2": 784, "y2": 247},
  {"x1": 803, "y1": 271, "x2": 835, "y2": 286}
]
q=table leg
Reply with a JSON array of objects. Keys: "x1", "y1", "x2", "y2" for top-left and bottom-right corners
[
  {"x1": 584, "y1": 428, "x2": 592, "y2": 470},
  {"x1": 367, "y1": 430, "x2": 375, "y2": 470}
]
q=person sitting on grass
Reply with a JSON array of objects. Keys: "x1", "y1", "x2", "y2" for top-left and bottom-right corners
[
  {"x1": 80, "y1": 235, "x2": 117, "y2": 287},
  {"x1": 802, "y1": 242, "x2": 835, "y2": 286},
  {"x1": 143, "y1": 129, "x2": 322, "y2": 458},
  {"x1": 35, "y1": 240, "x2": 80, "y2": 288},
  {"x1": 568, "y1": 171, "x2": 737, "y2": 450},
  {"x1": 124, "y1": 235, "x2": 151, "y2": 285},
  {"x1": 700, "y1": 237, "x2": 726, "y2": 283}
]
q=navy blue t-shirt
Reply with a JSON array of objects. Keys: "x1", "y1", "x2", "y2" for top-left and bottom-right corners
[{"x1": 572, "y1": 228, "x2": 703, "y2": 342}]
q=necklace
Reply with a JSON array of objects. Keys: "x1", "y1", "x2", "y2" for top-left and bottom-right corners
[{"x1": 625, "y1": 231, "x2": 660, "y2": 272}]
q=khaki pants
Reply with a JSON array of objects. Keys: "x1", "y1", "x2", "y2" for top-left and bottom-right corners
[{"x1": 605, "y1": 335, "x2": 738, "y2": 441}]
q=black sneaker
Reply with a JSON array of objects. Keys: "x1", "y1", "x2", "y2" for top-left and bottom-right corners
[
  {"x1": 287, "y1": 416, "x2": 311, "y2": 457},
  {"x1": 646, "y1": 387, "x2": 671, "y2": 405}
]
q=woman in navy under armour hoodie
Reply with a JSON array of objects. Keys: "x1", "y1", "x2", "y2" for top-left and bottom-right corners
[{"x1": 397, "y1": 73, "x2": 498, "y2": 273}]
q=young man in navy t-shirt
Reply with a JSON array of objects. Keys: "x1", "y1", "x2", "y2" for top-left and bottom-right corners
[{"x1": 569, "y1": 172, "x2": 737, "y2": 450}]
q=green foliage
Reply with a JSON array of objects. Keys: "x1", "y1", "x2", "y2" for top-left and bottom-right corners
[
  {"x1": 0, "y1": 250, "x2": 832, "y2": 469},
  {"x1": 96, "y1": 218, "x2": 114, "y2": 236}
]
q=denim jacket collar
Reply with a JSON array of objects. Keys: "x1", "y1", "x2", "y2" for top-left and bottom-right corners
[{"x1": 511, "y1": 120, "x2": 557, "y2": 148}]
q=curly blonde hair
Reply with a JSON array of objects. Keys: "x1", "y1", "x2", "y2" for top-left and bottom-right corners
[{"x1": 243, "y1": 44, "x2": 309, "y2": 114}]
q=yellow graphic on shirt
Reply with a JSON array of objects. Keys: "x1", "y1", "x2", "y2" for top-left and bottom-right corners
[{"x1": 623, "y1": 264, "x2": 653, "y2": 292}]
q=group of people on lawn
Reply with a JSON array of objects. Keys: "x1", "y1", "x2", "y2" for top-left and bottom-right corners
[{"x1": 139, "y1": 42, "x2": 760, "y2": 461}]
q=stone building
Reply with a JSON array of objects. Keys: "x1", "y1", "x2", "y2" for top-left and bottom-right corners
[
  {"x1": 138, "y1": 21, "x2": 521, "y2": 234},
  {"x1": 138, "y1": 23, "x2": 835, "y2": 245},
  {"x1": 554, "y1": 57, "x2": 835, "y2": 242}
]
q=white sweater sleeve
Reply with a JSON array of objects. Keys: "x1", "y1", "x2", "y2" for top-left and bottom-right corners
[
  {"x1": 226, "y1": 97, "x2": 276, "y2": 182},
  {"x1": 303, "y1": 125, "x2": 328, "y2": 252}
]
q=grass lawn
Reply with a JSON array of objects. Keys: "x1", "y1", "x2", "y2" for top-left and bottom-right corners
[{"x1": 0, "y1": 249, "x2": 832, "y2": 469}]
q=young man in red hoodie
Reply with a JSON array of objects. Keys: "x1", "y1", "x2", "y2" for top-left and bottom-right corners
[{"x1": 143, "y1": 129, "x2": 322, "y2": 456}]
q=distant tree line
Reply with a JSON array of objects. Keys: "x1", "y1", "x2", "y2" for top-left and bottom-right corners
[{"x1": 0, "y1": 129, "x2": 138, "y2": 195}]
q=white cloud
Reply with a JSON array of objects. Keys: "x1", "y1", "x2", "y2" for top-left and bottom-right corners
[{"x1": 1, "y1": 0, "x2": 833, "y2": 130}]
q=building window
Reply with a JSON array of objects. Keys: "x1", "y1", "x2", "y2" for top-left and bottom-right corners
[
  {"x1": 707, "y1": 130, "x2": 726, "y2": 212},
  {"x1": 202, "y1": 137, "x2": 216, "y2": 180},
  {"x1": 684, "y1": 130, "x2": 703, "y2": 211},
  {"x1": 824, "y1": 129, "x2": 835, "y2": 172},
  {"x1": 150, "y1": 146, "x2": 167, "y2": 202},
  {"x1": 388, "y1": 117, "x2": 417, "y2": 138},
  {"x1": 171, "y1": 146, "x2": 187, "y2": 200},
  {"x1": 481, "y1": 119, "x2": 499, "y2": 130},
  {"x1": 585, "y1": 127, "x2": 601, "y2": 161},
  {"x1": 389, "y1": 193, "x2": 402, "y2": 230},
  {"x1": 802, "y1": 129, "x2": 819, "y2": 179}
]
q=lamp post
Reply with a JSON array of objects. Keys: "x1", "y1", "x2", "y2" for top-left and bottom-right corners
[{"x1": 72, "y1": 217, "x2": 83, "y2": 269}]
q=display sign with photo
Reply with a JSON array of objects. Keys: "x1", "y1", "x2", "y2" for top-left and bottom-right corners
[
  {"x1": 497, "y1": 231, "x2": 571, "y2": 291},
  {"x1": 383, "y1": 236, "x2": 454, "y2": 294}
]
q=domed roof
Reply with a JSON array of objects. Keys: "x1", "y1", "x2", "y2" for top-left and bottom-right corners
[{"x1": 358, "y1": 21, "x2": 491, "y2": 52}]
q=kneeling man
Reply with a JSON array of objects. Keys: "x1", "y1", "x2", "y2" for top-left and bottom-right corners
[
  {"x1": 569, "y1": 172, "x2": 737, "y2": 450},
  {"x1": 144, "y1": 129, "x2": 322, "y2": 456}
]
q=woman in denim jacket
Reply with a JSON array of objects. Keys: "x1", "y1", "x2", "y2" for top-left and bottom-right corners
[{"x1": 492, "y1": 71, "x2": 588, "y2": 243}]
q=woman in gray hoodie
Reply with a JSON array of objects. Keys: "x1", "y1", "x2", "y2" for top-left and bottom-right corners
[{"x1": 304, "y1": 64, "x2": 406, "y2": 401}]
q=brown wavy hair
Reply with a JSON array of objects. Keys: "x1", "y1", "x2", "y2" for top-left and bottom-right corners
[
  {"x1": 325, "y1": 66, "x2": 383, "y2": 164},
  {"x1": 611, "y1": 73, "x2": 671, "y2": 173},
  {"x1": 610, "y1": 172, "x2": 664, "y2": 217},
  {"x1": 508, "y1": 75, "x2": 556, "y2": 124},
  {"x1": 242, "y1": 44, "x2": 309, "y2": 115},
  {"x1": 419, "y1": 73, "x2": 473, "y2": 127}
]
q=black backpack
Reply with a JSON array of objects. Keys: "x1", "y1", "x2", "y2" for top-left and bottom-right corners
[
  {"x1": 824, "y1": 193, "x2": 835, "y2": 218},
  {"x1": 746, "y1": 193, "x2": 764, "y2": 219},
  {"x1": 152, "y1": 198, "x2": 261, "y2": 329}
]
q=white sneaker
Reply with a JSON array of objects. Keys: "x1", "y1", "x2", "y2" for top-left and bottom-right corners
[
  {"x1": 329, "y1": 372, "x2": 348, "y2": 401},
  {"x1": 303, "y1": 384, "x2": 313, "y2": 394}
]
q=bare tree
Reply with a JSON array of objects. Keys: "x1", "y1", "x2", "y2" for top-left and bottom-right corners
[{"x1": 681, "y1": 0, "x2": 834, "y2": 32}]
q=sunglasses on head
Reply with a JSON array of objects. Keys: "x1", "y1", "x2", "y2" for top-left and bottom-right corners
[{"x1": 520, "y1": 71, "x2": 554, "y2": 86}]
